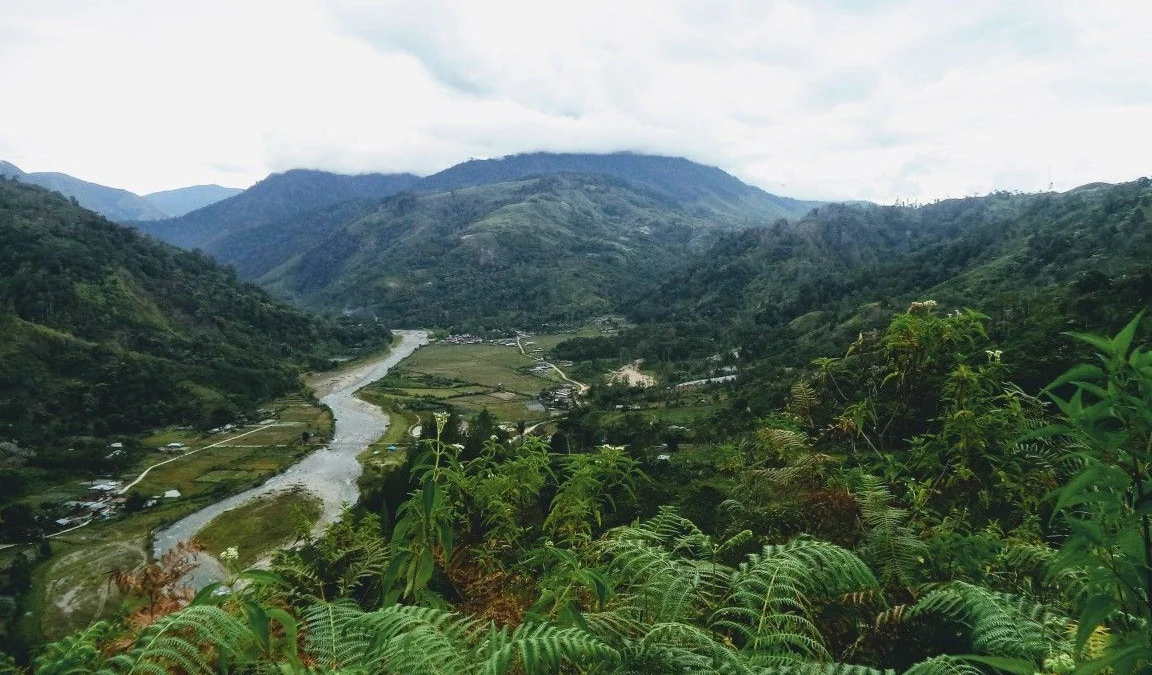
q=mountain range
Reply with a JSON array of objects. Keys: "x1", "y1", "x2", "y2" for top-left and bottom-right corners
[
  {"x1": 132, "y1": 153, "x2": 820, "y2": 328},
  {"x1": 0, "y1": 160, "x2": 241, "y2": 220},
  {"x1": 29, "y1": 147, "x2": 1149, "y2": 392}
]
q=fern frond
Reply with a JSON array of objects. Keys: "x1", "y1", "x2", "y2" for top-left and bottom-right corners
[
  {"x1": 299, "y1": 599, "x2": 371, "y2": 669},
  {"x1": 759, "y1": 427, "x2": 812, "y2": 459},
  {"x1": 902, "y1": 655, "x2": 984, "y2": 675},
  {"x1": 108, "y1": 606, "x2": 251, "y2": 675},
  {"x1": 853, "y1": 475, "x2": 926, "y2": 588},
  {"x1": 478, "y1": 621, "x2": 618, "y2": 675},
  {"x1": 361, "y1": 607, "x2": 474, "y2": 674},
  {"x1": 910, "y1": 582, "x2": 1070, "y2": 661},
  {"x1": 714, "y1": 539, "x2": 877, "y2": 660}
]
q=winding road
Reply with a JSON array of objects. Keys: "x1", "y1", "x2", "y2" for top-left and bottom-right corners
[
  {"x1": 516, "y1": 334, "x2": 589, "y2": 395},
  {"x1": 151, "y1": 329, "x2": 428, "y2": 587}
]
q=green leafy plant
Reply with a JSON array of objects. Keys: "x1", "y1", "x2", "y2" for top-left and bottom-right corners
[{"x1": 1040, "y1": 312, "x2": 1152, "y2": 674}]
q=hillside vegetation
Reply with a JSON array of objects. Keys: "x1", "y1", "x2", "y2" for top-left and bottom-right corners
[
  {"x1": 130, "y1": 154, "x2": 820, "y2": 330},
  {"x1": 557, "y1": 178, "x2": 1152, "y2": 396},
  {"x1": 415, "y1": 151, "x2": 821, "y2": 222},
  {"x1": 0, "y1": 161, "x2": 168, "y2": 221},
  {"x1": 131, "y1": 169, "x2": 420, "y2": 250},
  {"x1": 0, "y1": 178, "x2": 388, "y2": 447},
  {"x1": 255, "y1": 173, "x2": 764, "y2": 329}
]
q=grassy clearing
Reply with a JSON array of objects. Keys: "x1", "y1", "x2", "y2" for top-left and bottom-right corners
[
  {"x1": 598, "y1": 404, "x2": 723, "y2": 427},
  {"x1": 399, "y1": 343, "x2": 556, "y2": 395},
  {"x1": 196, "y1": 489, "x2": 322, "y2": 569},
  {"x1": 194, "y1": 469, "x2": 256, "y2": 483},
  {"x1": 356, "y1": 392, "x2": 420, "y2": 492},
  {"x1": 528, "y1": 324, "x2": 603, "y2": 351},
  {"x1": 447, "y1": 394, "x2": 541, "y2": 421}
]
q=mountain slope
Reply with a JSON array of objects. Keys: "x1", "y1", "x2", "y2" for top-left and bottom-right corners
[
  {"x1": 415, "y1": 152, "x2": 820, "y2": 222},
  {"x1": 131, "y1": 169, "x2": 420, "y2": 250},
  {"x1": 0, "y1": 177, "x2": 388, "y2": 446},
  {"x1": 0, "y1": 161, "x2": 169, "y2": 221},
  {"x1": 611, "y1": 177, "x2": 1152, "y2": 389},
  {"x1": 250, "y1": 173, "x2": 751, "y2": 329},
  {"x1": 143, "y1": 184, "x2": 243, "y2": 217}
]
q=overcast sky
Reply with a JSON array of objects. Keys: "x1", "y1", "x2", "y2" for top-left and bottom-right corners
[{"x1": 1, "y1": 0, "x2": 1149, "y2": 202}]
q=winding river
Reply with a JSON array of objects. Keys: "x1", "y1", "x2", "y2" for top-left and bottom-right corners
[{"x1": 151, "y1": 329, "x2": 428, "y2": 586}]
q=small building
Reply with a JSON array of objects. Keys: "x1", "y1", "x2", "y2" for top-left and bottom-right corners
[{"x1": 163, "y1": 489, "x2": 181, "y2": 499}]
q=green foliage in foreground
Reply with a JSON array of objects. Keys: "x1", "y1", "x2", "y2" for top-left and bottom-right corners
[{"x1": 17, "y1": 311, "x2": 1152, "y2": 675}]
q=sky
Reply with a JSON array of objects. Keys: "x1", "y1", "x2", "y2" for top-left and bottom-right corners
[{"x1": 0, "y1": 0, "x2": 1149, "y2": 203}]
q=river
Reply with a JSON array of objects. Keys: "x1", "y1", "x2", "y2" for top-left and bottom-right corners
[{"x1": 151, "y1": 329, "x2": 428, "y2": 586}]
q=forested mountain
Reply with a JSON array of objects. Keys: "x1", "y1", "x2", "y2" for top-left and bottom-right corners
[
  {"x1": 0, "y1": 178, "x2": 388, "y2": 447},
  {"x1": 131, "y1": 169, "x2": 421, "y2": 250},
  {"x1": 142, "y1": 184, "x2": 243, "y2": 217},
  {"x1": 251, "y1": 173, "x2": 760, "y2": 329},
  {"x1": 571, "y1": 178, "x2": 1152, "y2": 392},
  {"x1": 0, "y1": 160, "x2": 168, "y2": 221},
  {"x1": 130, "y1": 154, "x2": 814, "y2": 329},
  {"x1": 414, "y1": 152, "x2": 821, "y2": 222}
]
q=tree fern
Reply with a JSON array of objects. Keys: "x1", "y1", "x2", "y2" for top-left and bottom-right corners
[
  {"x1": 910, "y1": 581, "x2": 1070, "y2": 663},
  {"x1": 713, "y1": 539, "x2": 878, "y2": 659},
  {"x1": 105, "y1": 606, "x2": 252, "y2": 675},
  {"x1": 298, "y1": 599, "x2": 372, "y2": 670},
  {"x1": 853, "y1": 475, "x2": 926, "y2": 588}
]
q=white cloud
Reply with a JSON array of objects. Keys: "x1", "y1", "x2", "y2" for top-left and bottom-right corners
[{"x1": 0, "y1": 0, "x2": 1148, "y2": 201}]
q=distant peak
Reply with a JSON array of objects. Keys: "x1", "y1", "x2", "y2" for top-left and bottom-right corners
[{"x1": 0, "y1": 159, "x2": 26, "y2": 177}]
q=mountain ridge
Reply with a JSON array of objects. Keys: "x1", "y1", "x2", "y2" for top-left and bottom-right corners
[
  {"x1": 0, "y1": 161, "x2": 242, "y2": 221},
  {"x1": 131, "y1": 169, "x2": 421, "y2": 250},
  {"x1": 143, "y1": 184, "x2": 244, "y2": 217}
]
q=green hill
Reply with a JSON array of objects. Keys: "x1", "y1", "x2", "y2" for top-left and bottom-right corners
[
  {"x1": 131, "y1": 169, "x2": 420, "y2": 250},
  {"x1": 248, "y1": 173, "x2": 763, "y2": 329},
  {"x1": 552, "y1": 179, "x2": 1152, "y2": 394},
  {"x1": 131, "y1": 154, "x2": 817, "y2": 330},
  {"x1": 0, "y1": 178, "x2": 388, "y2": 446},
  {"x1": 414, "y1": 152, "x2": 821, "y2": 222}
]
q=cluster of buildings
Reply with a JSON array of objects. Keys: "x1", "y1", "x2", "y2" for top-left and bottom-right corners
[
  {"x1": 438, "y1": 334, "x2": 486, "y2": 345},
  {"x1": 539, "y1": 384, "x2": 577, "y2": 409},
  {"x1": 54, "y1": 480, "x2": 127, "y2": 528}
]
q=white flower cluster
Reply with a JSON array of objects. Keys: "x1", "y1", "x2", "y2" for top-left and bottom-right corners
[
  {"x1": 908, "y1": 300, "x2": 938, "y2": 314},
  {"x1": 219, "y1": 546, "x2": 239, "y2": 563},
  {"x1": 985, "y1": 349, "x2": 1003, "y2": 362},
  {"x1": 433, "y1": 411, "x2": 449, "y2": 435}
]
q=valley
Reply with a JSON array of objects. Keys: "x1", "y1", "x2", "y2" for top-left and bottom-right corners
[{"x1": 2, "y1": 159, "x2": 1151, "y2": 675}]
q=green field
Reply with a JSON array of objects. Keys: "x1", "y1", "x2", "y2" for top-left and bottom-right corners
[
  {"x1": 196, "y1": 489, "x2": 322, "y2": 568},
  {"x1": 398, "y1": 343, "x2": 560, "y2": 395}
]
